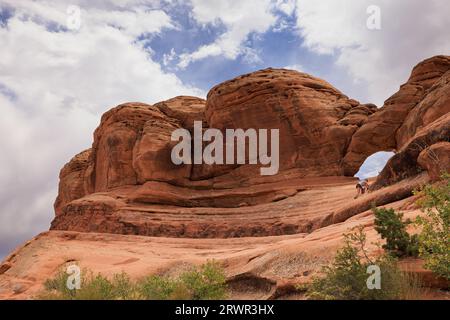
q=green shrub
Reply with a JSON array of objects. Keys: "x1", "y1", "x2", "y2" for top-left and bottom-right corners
[
  {"x1": 38, "y1": 269, "x2": 136, "y2": 300},
  {"x1": 109, "y1": 272, "x2": 137, "y2": 299},
  {"x1": 139, "y1": 261, "x2": 227, "y2": 300},
  {"x1": 373, "y1": 207, "x2": 419, "y2": 257},
  {"x1": 415, "y1": 174, "x2": 450, "y2": 280},
  {"x1": 139, "y1": 275, "x2": 189, "y2": 300},
  {"x1": 181, "y1": 261, "x2": 227, "y2": 300},
  {"x1": 37, "y1": 261, "x2": 227, "y2": 300},
  {"x1": 307, "y1": 226, "x2": 422, "y2": 300},
  {"x1": 75, "y1": 273, "x2": 115, "y2": 300},
  {"x1": 40, "y1": 268, "x2": 76, "y2": 299}
]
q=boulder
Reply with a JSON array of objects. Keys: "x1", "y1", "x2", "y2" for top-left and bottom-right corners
[
  {"x1": 418, "y1": 142, "x2": 450, "y2": 181},
  {"x1": 205, "y1": 68, "x2": 368, "y2": 178}
]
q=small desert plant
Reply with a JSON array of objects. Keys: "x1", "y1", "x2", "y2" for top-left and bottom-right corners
[
  {"x1": 307, "y1": 226, "x2": 422, "y2": 300},
  {"x1": 38, "y1": 269, "x2": 136, "y2": 300},
  {"x1": 109, "y1": 272, "x2": 138, "y2": 299},
  {"x1": 37, "y1": 261, "x2": 227, "y2": 300},
  {"x1": 39, "y1": 267, "x2": 76, "y2": 299},
  {"x1": 415, "y1": 173, "x2": 450, "y2": 280},
  {"x1": 139, "y1": 274, "x2": 189, "y2": 300},
  {"x1": 181, "y1": 260, "x2": 227, "y2": 300},
  {"x1": 73, "y1": 273, "x2": 115, "y2": 300},
  {"x1": 139, "y1": 261, "x2": 227, "y2": 300},
  {"x1": 373, "y1": 207, "x2": 419, "y2": 257}
]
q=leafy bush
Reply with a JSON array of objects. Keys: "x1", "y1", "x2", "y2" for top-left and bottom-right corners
[
  {"x1": 373, "y1": 207, "x2": 419, "y2": 257},
  {"x1": 109, "y1": 272, "x2": 138, "y2": 299},
  {"x1": 181, "y1": 261, "x2": 227, "y2": 300},
  {"x1": 38, "y1": 269, "x2": 136, "y2": 300},
  {"x1": 37, "y1": 261, "x2": 227, "y2": 300},
  {"x1": 140, "y1": 261, "x2": 227, "y2": 300},
  {"x1": 74, "y1": 273, "x2": 115, "y2": 300},
  {"x1": 139, "y1": 274, "x2": 189, "y2": 300},
  {"x1": 40, "y1": 268, "x2": 76, "y2": 299},
  {"x1": 307, "y1": 226, "x2": 422, "y2": 300},
  {"x1": 415, "y1": 174, "x2": 450, "y2": 280}
]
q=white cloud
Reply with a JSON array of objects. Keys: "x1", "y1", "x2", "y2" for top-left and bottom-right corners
[
  {"x1": 275, "y1": 0, "x2": 297, "y2": 16},
  {"x1": 0, "y1": 0, "x2": 203, "y2": 256},
  {"x1": 241, "y1": 47, "x2": 263, "y2": 64},
  {"x1": 295, "y1": 0, "x2": 450, "y2": 105},
  {"x1": 89, "y1": 8, "x2": 175, "y2": 38},
  {"x1": 177, "y1": 0, "x2": 279, "y2": 68},
  {"x1": 163, "y1": 47, "x2": 176, "y2": 66},
  {"x1": 284, "y1": 64, "x2": 304, "y2": 72},
  {"x1": 179, "y1": 43, "x2": 223, "y2": 68}
]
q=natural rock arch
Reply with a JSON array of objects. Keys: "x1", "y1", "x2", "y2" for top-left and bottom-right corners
[{"x1": 353, "y1": 151, "x2": 395, "y2": 179}]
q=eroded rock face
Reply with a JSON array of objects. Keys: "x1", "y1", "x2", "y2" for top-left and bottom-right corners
[
  {"x1": 369, "y1": 56, "x2": 450, "y2": 189},
  {"x1": 155, "y1": 96, "x2": 207, "y2": 130},
  {"x1": 372, "y1": 114, "x2": 450, "y2": 189},
  {"x1": 396, "y1": 69, "x2": 450, "y2": 147},
  {"x1": 418, "y1": 142, "x2": 450, "y2": 181},
  {"x1": 51, "y1": 56, "x2": 450, "y2": 238},
  {"x1": 343, "y1": 55, "x2": 450, "y2": 176},
  {"x1": 91, "y1": 103, "x2": 160, "y2": 192},
  {"x1": 205, "y1": 68, "x2": 371, "y2": 178},
  {"x1": 54, "y1": 149, "x2": 93, "y2": 216}
]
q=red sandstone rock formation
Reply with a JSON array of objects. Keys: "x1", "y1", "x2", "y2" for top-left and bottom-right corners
[
  {"x1": 343, "y1": 55, "x2": 450, "y2": 176},
  {"x1": 50, "y1": 56, "x2": 450, "y2": 239},
  {"x1": 205, "y1": 69, "x2": 369, "y2": 178},
  {"x1": 418, "y1": 142, "x2": 450, "y2": 181},
  {"x1": 54, "y1": 149, "x2": 92, "y2": 216}
]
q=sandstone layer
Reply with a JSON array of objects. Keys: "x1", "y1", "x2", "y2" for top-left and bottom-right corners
[{"x1": 1, "y1": 192, "x2": 448, "y2": 300}]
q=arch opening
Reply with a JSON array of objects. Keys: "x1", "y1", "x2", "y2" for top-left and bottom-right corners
[{"x1": 354, "y1": 151, "x2": 395, "y2": 180}]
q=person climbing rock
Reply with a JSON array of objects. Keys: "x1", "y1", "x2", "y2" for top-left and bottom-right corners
[{"x1": 354, "y1": 178, "x2": 369, "y2": 199}]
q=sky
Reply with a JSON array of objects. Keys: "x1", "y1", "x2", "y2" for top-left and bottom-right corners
[{"x1": 0, "y1": 0, "x2": 449, "y2": 259}]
